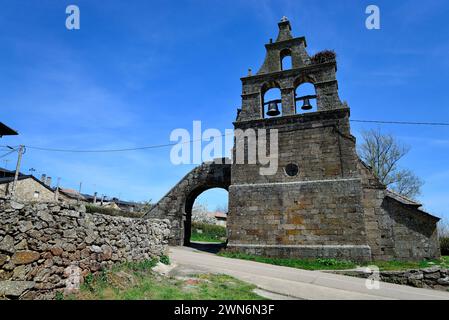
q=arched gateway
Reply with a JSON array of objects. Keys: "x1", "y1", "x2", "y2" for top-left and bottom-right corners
[{"x1": 144, "y1": 158, "x2": 231, "y2": 245}]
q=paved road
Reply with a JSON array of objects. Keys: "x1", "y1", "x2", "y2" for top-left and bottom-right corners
[{"x1": 169, "y1": 246, "x2": 449, "y2": 300}]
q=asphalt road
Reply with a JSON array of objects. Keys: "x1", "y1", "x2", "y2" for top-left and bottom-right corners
[{"x1": 169, "y1": 246, "x2": 449, "y2": 300}]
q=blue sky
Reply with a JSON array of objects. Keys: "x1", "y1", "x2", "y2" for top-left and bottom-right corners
[{"x1": 1, "y1": 0, "x2": 448, "y2": 220}]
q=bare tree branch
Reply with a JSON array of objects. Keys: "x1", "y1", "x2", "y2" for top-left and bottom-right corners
[{"x1": 358, "y1": 129, "x2": 423, "y2": 199}]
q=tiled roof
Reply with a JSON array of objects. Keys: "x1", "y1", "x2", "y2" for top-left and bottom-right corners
[
  {"x1": 0, "y1": 175, "x2": 55, "y2": 193},
  {"x1": 0, "y1": 122, "x2": 18, "y2": 136},
  {"x1": 385, "y1": 189, "x2": 439, "y2": 220},
  {"x1": 385, "y1": 190, "x2": 421, "y2": 207}
]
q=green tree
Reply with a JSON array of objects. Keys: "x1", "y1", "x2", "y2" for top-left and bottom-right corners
[{"x1": 358, "y1": 129, "x2": 423, "y2": 199}]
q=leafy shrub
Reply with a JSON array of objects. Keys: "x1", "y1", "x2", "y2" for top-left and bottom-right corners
[
  {"x1": 55, "y1": 291, "x2": 64, "y2": 300},
  {"x1": 118, "y1": 259, "x2": 158, "y2": 272},
  {"x1": 317, "y1": 258, "x2": 339, "y2": 266},
  {"x1": 160, "y1": 255, "x2": 170, "y2": 265},
  {"x1": 191, "y1": 222, "x2": 226, "y2": 242},
  {"x1": 316, "y1": 258, "x2": 353, "y2": 267},
  {"x1": 82, "y1": 273, "x2": 95, "y2": 292},
  {"x1": 441, "y1": 237, "x2": 449, "y2": 256}
]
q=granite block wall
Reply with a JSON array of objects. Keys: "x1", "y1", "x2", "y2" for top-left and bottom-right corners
[{"x1": 0, "y1": 200, "x2": 170, "y2": 299}]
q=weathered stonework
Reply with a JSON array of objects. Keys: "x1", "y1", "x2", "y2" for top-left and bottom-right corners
[
  {"x1": 145, "y1": 17, "x2": 440, "y2": 262},
  {"x1": 226, "y1": 17, "x2": 440, "y2": 261},
  {"x1": 0, "y1": 200, "x2": 170, "y2": 299},
  {"x1": 0, "y1": 177, "x2": 56, "y2": 202},
  {"x1": 330, "y1": 266, "x2": 449, "y2": 291},
  {"x1": 145, "y1": 159, "x2": 231, "y2": 245}
]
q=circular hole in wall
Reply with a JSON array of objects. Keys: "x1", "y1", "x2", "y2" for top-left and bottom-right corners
[{"x1": 285, "y1": 163, "x2": 299, "y2": 177}]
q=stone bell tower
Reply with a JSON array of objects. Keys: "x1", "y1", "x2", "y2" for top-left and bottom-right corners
[
  {"x1": 148, "y1": 16, "x2": 439, "y2": 262},
  {"x1": 227, "y1": 17, "x2": 372, "y2": 261}
]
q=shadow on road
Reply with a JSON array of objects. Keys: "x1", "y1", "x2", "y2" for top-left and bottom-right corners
[{"x1": 187, "y1": 241, "x2": 227, "y2": 254}]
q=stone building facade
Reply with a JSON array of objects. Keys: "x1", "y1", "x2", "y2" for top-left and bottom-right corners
[
  {"x1": 226, "y1": 17, "x2": 439, "y2": 261},
  {"x1": 0, "y1": 176, "x2": 56, "y2": 202},
  {"x1": 147, "y1": 18, "x2": 440, "y2": 261}
]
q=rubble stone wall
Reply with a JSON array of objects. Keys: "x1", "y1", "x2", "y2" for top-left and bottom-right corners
[
  {"x1": 332, "y1": 266, "x2": 449, "y2": 291},
  {"x1": 0, "y1": 200, "x2": 170, "y2": 299}
]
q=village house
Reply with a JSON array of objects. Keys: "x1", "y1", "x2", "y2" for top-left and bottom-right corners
[
  {"x1": 58, "y1": 187, "x2": 88, "y2": 203},
  {"x1": 0, "y1": 122, "x2": 18, "y2": 138},
  {"x1": 207, "y1": 211, "x2": 227, "y2": 227},
  {"x1": 0, "y1": 169, "x2": 56, "y2": 202}
]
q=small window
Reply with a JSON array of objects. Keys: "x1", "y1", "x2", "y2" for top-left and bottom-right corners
[
  {"x1": 33, "y1": 191, "x2": 40, "y2": 199},
  {"x1": 285, "y1": 163, "x2": 299, "y2": 177}
]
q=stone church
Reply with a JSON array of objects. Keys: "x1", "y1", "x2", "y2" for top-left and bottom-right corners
[{"x1": 147, "y1": 17, "x2": 440, "y2": 261}]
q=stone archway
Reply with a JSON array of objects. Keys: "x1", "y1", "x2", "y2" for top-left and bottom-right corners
[
  {"x1": 144, "y1": 158, "x2": 231, "y2": 246},
  {"x1": 183, "y1": 186, "x2": 228, "y2": 246}
]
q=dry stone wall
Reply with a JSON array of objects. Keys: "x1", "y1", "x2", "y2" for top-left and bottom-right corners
[
  {"x1": 332, "y1": 266, "x2": 449, "y2": 292},
  {"x1": 0, "y1": 199, "x2": 170, "y2": 299}
]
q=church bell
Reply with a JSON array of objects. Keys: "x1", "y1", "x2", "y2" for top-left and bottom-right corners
[
  {"x1": 301, "y1": 98, "x2": 312, "y2": 111},
  {"x1": 266, "y1": 101, "x2": 280, "y2": 116}
]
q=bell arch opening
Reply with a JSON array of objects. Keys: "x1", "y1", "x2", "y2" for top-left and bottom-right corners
[
  {"x1": 280, "y1": 49, "x2": 293, "y2": 70},
  {"x1": 184, "y1": 187, "x2": 229, "y2": 247},
  {"x1": 295, "y1": 82, "x2": 317, "y2": 113},
  {"x1": 262, "y1": 86, "x2": 282, "y2": 118}
]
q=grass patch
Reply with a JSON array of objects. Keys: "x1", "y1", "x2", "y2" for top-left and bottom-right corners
[
  {"x1": 191, "y1": 222, "x2": 226, "y2": 243},
  {"x1": 218, "y1": 252, "x2": 449, "y2": 271},
  {"x1": 66, "y1": 259, "x2": 263, "y2": 300},
  {"x1": 442, "y1": 256, "x2": 449, "y2": 266},
  {"x1": 190, "y1": 234, "x2": 225, "y2": 243},
  {"x1": 218, "y1": 251, "x2": 357, "y2": 270}
]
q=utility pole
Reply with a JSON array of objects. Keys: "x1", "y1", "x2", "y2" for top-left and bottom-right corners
[
  {"x1": 93, "y1": 184, "x2": 97, "y2": 204},
  {"x1": 77, "y1": 182, "x2": 82, "y2": 204},
  {"x1": 54, "y1": 177, "x2": 61, "y2": 202},
  {"x1": 10, "y1": 145, "x2": 25, "y2": 198}
]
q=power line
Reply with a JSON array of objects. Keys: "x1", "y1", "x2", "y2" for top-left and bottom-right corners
[
  {"x1": 1, "y1": 119, "x2": 448, "y2": 154},
  {"x1": 19, "y1": 132, "x2": 234, "y2": 153},
  {"x1": 0, "y1": 149, "x2": 18, "y2": 159},
  {"x1": 25, "y1": 142, "x2": 181, "y2": 153},
  {"x1": 350, "y1": 120, "x2": 449, "y2": 126}
]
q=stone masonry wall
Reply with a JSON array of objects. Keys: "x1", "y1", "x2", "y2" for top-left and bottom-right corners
[
  {"x1": 382, "y1": 198, "x2": 440, "y2": 260},
  {"x1": 358, "y1": 161, "x2": 440, "y2": 261},
  {"x1": 145, "y1": 159, "x2": 231, "y2": 246},
  {"x1": 228, "y1": 109, "x2": 372, "y2": 261},
  {"x1": 332, "y1": 266, "x2": 449, "y2": 292},
  {"x1": 0, "y1": 179, "x2": 55, "y2": 202},
  {"x1": 0, "y1": 199, "x2": 170, "y2": 299},
  {"x1": 227, "y1": 179, "x2": 371, "y2": 261}
]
